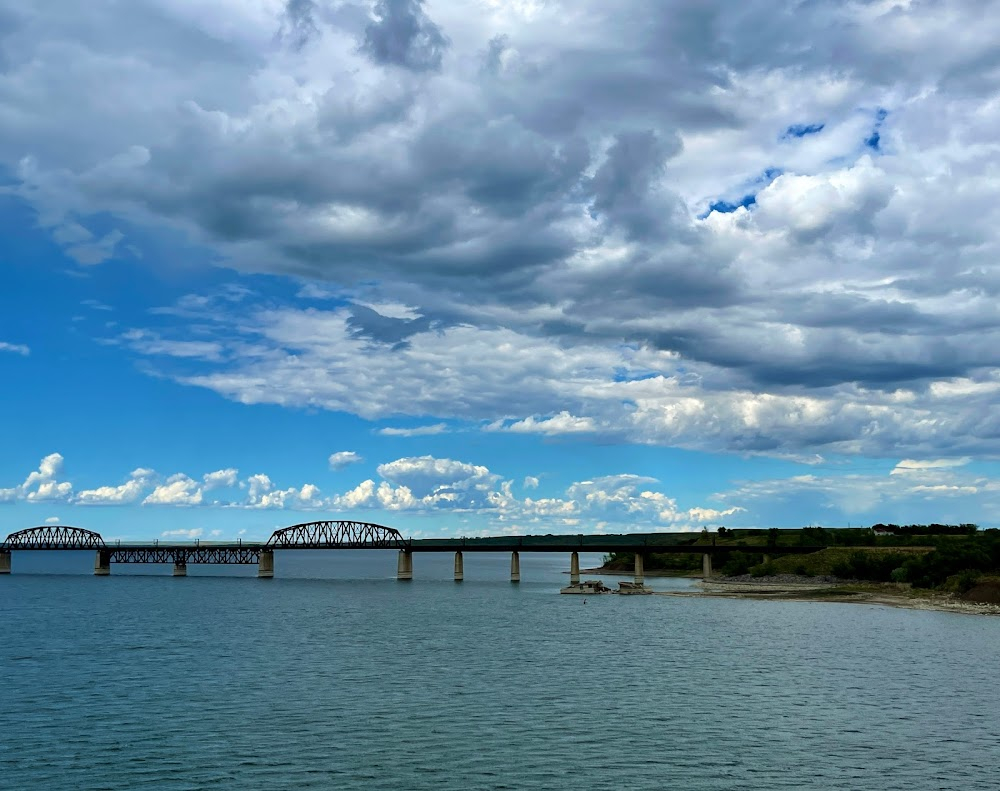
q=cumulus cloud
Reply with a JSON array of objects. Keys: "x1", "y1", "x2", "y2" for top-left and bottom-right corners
[
  {"x1": 243, "y1": 473, "x2": 323, "y2": 509},
  {"x1": 7, "y1": 0, "x2": 1000, "y2": 465},
  {"x1": 328, "y1": 451, "x2": 364, "y2": 470},
  {"x1": 362, "y1": 0, "x2": 449, "y2": 72},
  {"x1": 144, "y1": 474, "x2": 203, "y2": 506},
  {"x1": 76, "y1": 468, "x2": 154, "y2": 505},
  {"x1": 376, "y1": 456, "x2": 499, "y2": 499},
  {"x1": 203, "y1": 468, "x2": 239, "y2": 490},
  {"x1": 45, "y1": 516, "x2": 60, "y2": 524},
  {"x1": 16, "y1": 453, "x2": 73, "y2": 502},
  {"x1": 323, "y1": 454, "x2": 745, "y2": 530}
]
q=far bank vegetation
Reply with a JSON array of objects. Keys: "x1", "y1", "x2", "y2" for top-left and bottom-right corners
[{"x1": 602, "y1": 525, "x2": 1000, "y2": 604}]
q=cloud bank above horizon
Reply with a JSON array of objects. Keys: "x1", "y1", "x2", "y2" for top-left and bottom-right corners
[{"x1": 2, "y1": 0, "x2": 1000, "y2": 533}]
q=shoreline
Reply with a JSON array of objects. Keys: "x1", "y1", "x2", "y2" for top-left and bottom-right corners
[
  {"x1": 657, "y1": 578, "x2": 1000, "y2": 616},
  {"x1": 580, "y1": 566, "x2": 1000, "y2": 615}
]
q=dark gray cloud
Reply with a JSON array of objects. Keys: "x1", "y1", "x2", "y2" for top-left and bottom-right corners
[
  {"x1": 280, "y1": 0, "x2": 319, "y2": 50},
  {"x1": 589, "y1": 130, "x2": 682, "y2": 240},
  {"x1": 362, "y1": 0, "x2": 448, "y2": 71},
  {"x1": 6, "y1": 0, "x2": 1000, "y2": 457}
]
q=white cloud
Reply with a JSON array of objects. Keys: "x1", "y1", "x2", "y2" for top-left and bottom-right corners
[
  {"x1": 523, "y1": 476, "x2": 540, "y2": 490},
  {"x1": 17, "y1": 453, "x2": 73, "y2": 502},
  {"x1": 323, "y1": 455, "x2": 743, "y2": 529},
  {"x1": 328, "y1": 451, "x2": 363, "y2": 470},
  {"x1": 334, "y1": 479, "x2": 377, "y2": 509},
  {"x1": 7, "y1": 0, "x2": 1000, "y2": 472},
  {"x1": 891, "y1": 458, "x2": 971, "y2": 475},
  {"x1": 243, "y1": 473, "x2": 323, "y2": 509},
  {"x1": 490, "y1": 412, "x2": 597, "y2": 435},
  {"x1": 376, "y1": 424, "x2": 449, "y2": 437},
  {"x1": 76, "y1": 468, "x2": 153, "y2": 505},
  {"x1": 0, "y1": 342, "x2": 30, "y2": 356},
  {"x1": 144, "y1": 474, "x2": 203, "y2": 506},
  {"x1": 45, "y1": 516, "x2": 60, "y2": 524},
  {"x1": 203, "y1": 468, "x2": 239, "y2": 490},
  {"x1": 377, "y1": 456, "x2": 500, "y2": 500},
  {"x1": 161, "y1": 528, "x2": 203, "y2": 539}
]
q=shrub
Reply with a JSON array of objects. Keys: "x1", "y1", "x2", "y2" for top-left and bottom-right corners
[
  {"x1": 954, "y1": 569, "x2": 982, "y2": 594},
  {"x1": 720, "y1": 551, "x2": 755, "y2": 576}
]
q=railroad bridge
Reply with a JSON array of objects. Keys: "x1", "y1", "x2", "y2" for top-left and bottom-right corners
[{"x1": 0, "y1": 522, "x2": 823, "y2": 582}]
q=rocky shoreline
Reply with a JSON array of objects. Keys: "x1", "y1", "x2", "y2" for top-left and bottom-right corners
[{"x1": 660, "y1": 575, "x2": 1000, "y2": 616}]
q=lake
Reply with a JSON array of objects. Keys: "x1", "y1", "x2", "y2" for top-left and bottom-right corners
[{"x1": 2, "y1": 550, "x2": 998, "y2": 789}]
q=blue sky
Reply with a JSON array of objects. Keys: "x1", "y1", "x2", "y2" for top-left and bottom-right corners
[{"x1": 3, "y1": 1, "x2": 1000, "y2": 541}]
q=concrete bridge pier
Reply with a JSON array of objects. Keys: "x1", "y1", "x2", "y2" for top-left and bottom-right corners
[
  {"x1": 397, "y1": 550, "x2": 413, "y2": 581},
  {"x1": 510, "y1": 550, "x2": 520, "y2": 583},
  {"x1": 702, "y1": 553, "x2": 713, "y2": 578},
  {"x1": 94, "y1": 550, "x2": 111, "y2": 576},
  {"x1": 172, "y1": 559, "x2": 187, "y2": 577},
  {"x1": 454, "y1": 550, "x2": 464, "y2": 582},
  {"x1": 634, "y1": 553, "x2": 645, "y2": 584},
  {"x1": 570, "y1": 551, "x2": 580, "y2": 584},
  {"x1": 0, "y1": 550, "x2": 10, "y2": 574},
  {"x1": 258, "y1": 549, "x2": 274, "y2": 579}
]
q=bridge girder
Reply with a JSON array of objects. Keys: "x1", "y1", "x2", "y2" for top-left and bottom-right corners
[
  {"x1": 1, "y1": 525, "x2": 105, "y2": 551},
  {"x1": 266, "y1": 520, "x2": 408, "y2": 549}
]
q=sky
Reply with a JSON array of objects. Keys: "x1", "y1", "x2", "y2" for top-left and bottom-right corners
[{"x1": 3, "y1": 0, "x2": 1000, "y2": 542}]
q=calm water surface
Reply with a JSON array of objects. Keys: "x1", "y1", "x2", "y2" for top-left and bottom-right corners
[{"x1": 2, "y1": 551, "x2": 999, "y2": 789}]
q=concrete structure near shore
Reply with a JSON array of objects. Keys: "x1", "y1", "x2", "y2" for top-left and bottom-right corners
[{"x1": 2, "y1": 522, "x2": 824, "y2": 583}]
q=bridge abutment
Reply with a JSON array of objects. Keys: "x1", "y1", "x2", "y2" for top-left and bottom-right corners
[
  {"x1": 702, "y1": 553, "x2": 713, "y2": 578},
  {"x1": 94, "y1": 550, "x2": 111, "y2": 576},
  {"x1": 258, "y1": 549, "x2": 274, "y2": 578},
  {"x1": 397, "y1": 550, "x2": 413, "y2": 581},
  {"x1": 570, "y1": 551, "x2": 580, "y2": 584},
  {"x1": 510, "y1": 550, "x2": 520, "y2": 583},
  {"x1": 0, "y1": 550, "x2": 10, "y2": 574},
  {"x1": 454, "y1": 551, "x2": 464, "y2": 582},
  {"x1": 634, "y1": 552, "x2": 645, "y2": 584}
]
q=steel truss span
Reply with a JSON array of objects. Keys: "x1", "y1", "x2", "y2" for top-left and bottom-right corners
[
  {"x1": 1, "y1": 525, "x2": 106, "y2": 551},
  {"x1": 266, "y1": 520, "x2": 409, "y2": 549},
  {"x1": 109, "y1": 547, "x2": 263, "y2": 565}
]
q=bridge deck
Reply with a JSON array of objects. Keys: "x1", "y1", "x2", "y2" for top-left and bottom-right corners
[
  {"x1": 2, "y1": 525, "x2": 825, "y2": 557},
  {"x1": 45, "y1": 537, "x2": 822, "y2": 555}
]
